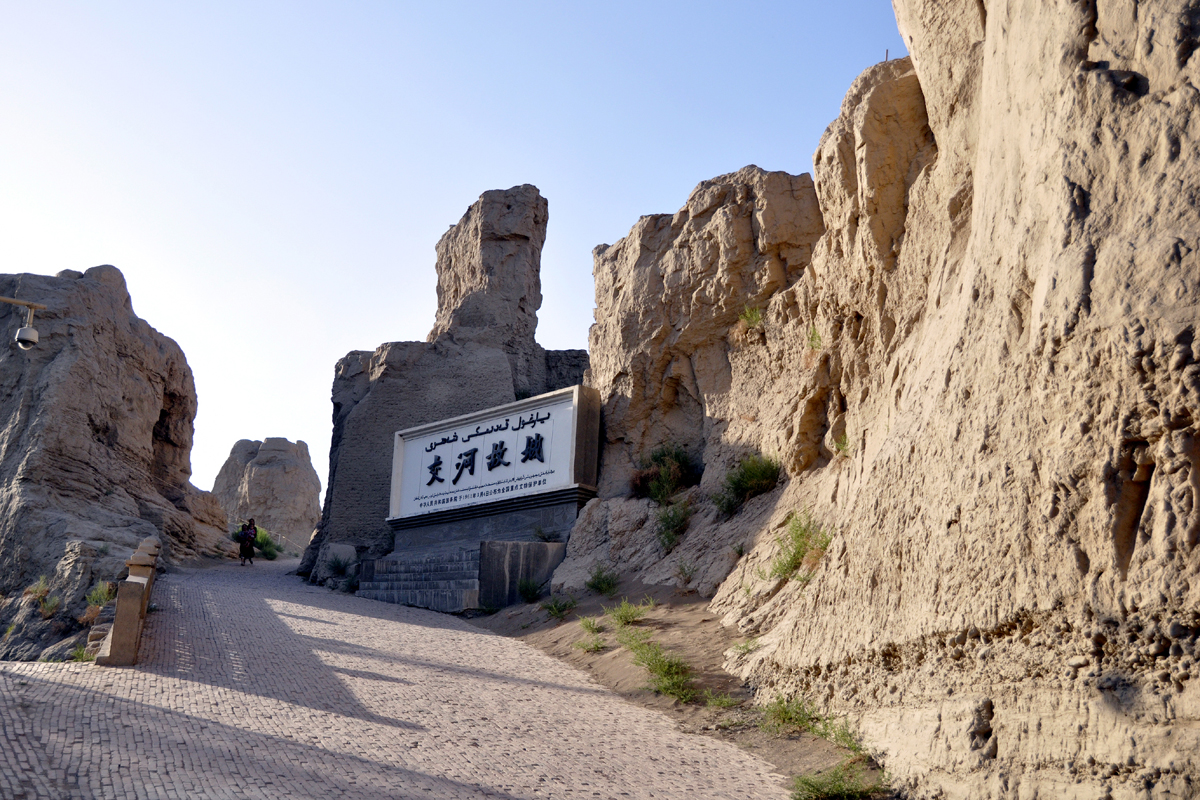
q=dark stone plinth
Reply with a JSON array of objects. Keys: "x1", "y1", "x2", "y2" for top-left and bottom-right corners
[{"x1": 478, "y1": 541, "x2": 567, "y2": 609}]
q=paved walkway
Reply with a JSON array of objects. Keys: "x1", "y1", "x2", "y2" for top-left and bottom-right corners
[{"x1": 0, "y1": 559, "x2": 789, "y2": 799}]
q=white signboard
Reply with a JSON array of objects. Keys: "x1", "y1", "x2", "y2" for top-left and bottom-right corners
[{"x1": 389, "y1": 387, "x2": 594, "y2": 521}]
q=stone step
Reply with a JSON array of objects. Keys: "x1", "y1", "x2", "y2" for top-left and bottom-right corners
[
  {"x1": 360, "y1": 578, "x2": 480, "y2": 592},
  {"x1": 358, "y1": 587, "x2": 479, "y2": 613},
  {"x1": 371, "y1": 561, "x2": 479, "y2": 576}
]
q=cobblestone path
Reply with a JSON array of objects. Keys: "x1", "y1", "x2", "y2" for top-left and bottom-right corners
[{"x1": 0, "y1": 559, "x2": 788, "y2": 799}]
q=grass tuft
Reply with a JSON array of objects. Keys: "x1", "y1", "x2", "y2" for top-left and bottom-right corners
[
  {"x1": 740, "y1": 306, "x2": 764, "y2": 328},
  {"x1": 541, "y1": 595, "x2": 577, "y2": 621},
  {"x1": 656, "y1": 501, "x2": 692, "y2": 554},
  {"x1": 767, "y1": 511, "x2": 832, "y2": 583},
  {"x1": 603, "y1": 597, "x2": 653, "y2": 627},
  {"x1": 714, "y1": 455, "x2": 781, "y2": 516},
  {"x1": 532, "y1": 525, "x2": 560, "y2": 542},
  {"x1": 630, "y1": 444, "x2": 702, "y2": 504},
  {"x1": 39, "y1": 596, "x2": 61, "y2": 619},
  {"x1": 23, "y1": 576, "x2": 49, "y2": 603},
  {"x1": 762, "y1": 695, "x2": 868, "y2": 756},
  {"x1": 585, "y1": 563, "x2": 620, "y2": 597},
  {"x1": 761, "y1": 695, "x2": 822, "y2": 734},
  {"x1": 70, "y1": 645, "x2": 96, "y2": 663},
  {"x1": 619, "y1": 630, "x2": 697, "y2": 703},
  {"x1": 703, "y1": 689, "x2": 739, "y2": 709},
  {"x1": 579, "y1": 616, "x2": 604, "y2": 635},
  {"x1": 732, "y1": 637, "x2": 760, "y2": 656},
  {"x1": 675, "y1": 560, "x2": 697, "y2": 585},
  {"x1": 573, "y1": 636, "x2": 606, "y2": 653},
  {"x1": 833, "y1": 433, "x2": 852, "y2": 456},
  {"x1": 791, "y1": 762, "x2": 885, "y2": 800},
  {"x1": 327, "y1": 555, "x2": 351, "y2": 576},
  {"x1": 806, "y1": 324, "x2": 823, "y2": 350},
  {"x1": 85, "y1": 581, "x2": 116, "y2": 607},
  {"x1": 518, "y1": 577, "x2": 542, "y2": 604}
]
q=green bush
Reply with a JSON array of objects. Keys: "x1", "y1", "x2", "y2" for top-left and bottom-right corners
[
  {"x1": 630, "y1": 444, "x2": 702, "y2": 504},
  {"x1": 768, "y1": 511, "x2": 832, "y2": 583},
  {"x1": 70, "y1": 645, "x2": 96, "y2": 663},
  {"x1": 806, "y1": 324, "x2": 823, "y2": 350},
  {"x1": 833, "y1": 433, "x2": 852, "y2": 456},
  {"x1": 518, "y1": 578, "x2": 542, "y2": 604},
  {"x1": 579, "y1": 616, "x2": 604, "y2": 635},
  {"x1": 656, "y1": 501, "x2": 692, "y2": 554},
  {"x1": 585, "y1": 563, "x2": 620, "y2": 597},
  {"x1": 541, "y1": 595, "x2": 577, "y2": 621},
  {"x1": 254, "y1": 528, "x2": 279, "y2": 560},
  {"x1": 714, "y1": 454, "x2": 781, "y2": 515}
]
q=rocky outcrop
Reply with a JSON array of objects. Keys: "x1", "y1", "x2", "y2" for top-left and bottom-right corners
[
  {"x1": 557, "y1": 5, "x2": 1200, "y2": 792},
  {"x1": 301, "y1": 185, "x2": 588, "y2": 581},
  {"x1": 212, "y1": 438, "x2": 321, "y2": 552},
  {"x1": 428, "y1": 184, "x2": 551, "y2": 398},
  {"x1": 0, "y1": 266, "x2": 228, "y2": 661}
]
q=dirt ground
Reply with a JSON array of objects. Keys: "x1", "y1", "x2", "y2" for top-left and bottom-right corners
[{"x1": 468, "y1": 581, "x2": 886, "y2": 793}]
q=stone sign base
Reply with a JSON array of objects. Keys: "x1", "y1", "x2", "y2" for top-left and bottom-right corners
[{"x1": 478, "y1": 541, "x2": 566, "y2": 609}]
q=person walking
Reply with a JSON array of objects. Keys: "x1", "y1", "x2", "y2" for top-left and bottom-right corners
[{"x1": 239, "y1": 519, "x2": 257, "y2": 566}]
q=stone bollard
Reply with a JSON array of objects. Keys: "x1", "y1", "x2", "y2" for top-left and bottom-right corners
[
  {"x1": 126, "y1": 551, "x2": 156, "y2": 617},
  {"x1": 96, "y1": 543, "x2": 160, "y2": 667},
  {"x1": 95, "y1": 576, "x2": 149, "y2": 667}
]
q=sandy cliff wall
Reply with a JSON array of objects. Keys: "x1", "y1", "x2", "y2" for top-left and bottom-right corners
[
  {"x1": 212, "y1": 437, "x2": 322, "y2": 551},
  {"x1": 301, "y1": 186, "x2": 588, "y2": 581},
  {"x1": 0, "y1": 266, "x2": 228, "y2": 660},
  {"x1": 559, "y1": 1, "x2": 1200, "y2": 793}
]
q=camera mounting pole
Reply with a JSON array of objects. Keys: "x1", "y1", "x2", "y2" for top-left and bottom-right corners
[{"x1": 0, "y1": 296, "x2": 47, "y2": 326}]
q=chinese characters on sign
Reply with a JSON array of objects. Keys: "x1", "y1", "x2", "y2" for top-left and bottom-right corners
[{"x1": 393, "y1": 399, "x2": 572, "y2": 519}]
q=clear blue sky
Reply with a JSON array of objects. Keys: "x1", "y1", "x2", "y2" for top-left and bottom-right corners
[{"x1": 0, "y1": 2, "x2": 906, "y2": 497}]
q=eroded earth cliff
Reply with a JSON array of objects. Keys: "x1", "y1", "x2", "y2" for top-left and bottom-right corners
[
  {"x1": 0, "y1": 266, "x2": 228, "y2": 661},
  {"x1": 212, "y1": 437, "x2": 322, "y2": 552},
  {"x1": 555, "y1": 2, "x2": 1200, "y2": 796}
]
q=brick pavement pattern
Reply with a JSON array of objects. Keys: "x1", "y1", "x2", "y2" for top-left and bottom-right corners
[{"x1": 0, "y1": 559, "x2": 789, "y2": 799}]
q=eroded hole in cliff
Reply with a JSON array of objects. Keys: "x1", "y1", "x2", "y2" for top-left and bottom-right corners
[
  {"x1": 151, "y1": 391, "x2": 188, "y2": 504},
  {"x1": 1112, "y1": 441, "x2": 1154, "y2": 579}
]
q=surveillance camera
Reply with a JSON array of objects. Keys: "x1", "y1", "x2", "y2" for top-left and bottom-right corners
[{"x1": 15, "y1": 326, "x2": 38, "y2": 349}]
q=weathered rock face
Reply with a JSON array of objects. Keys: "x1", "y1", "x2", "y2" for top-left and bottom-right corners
[
  {"x1": 301, "y1": 186, "x2": 588, "y2": 581},
  {"x1": 212, "y1": 438, "x2": 321, "y2": 551},
  {"x1": 0, "y1": 266, "x2": 228, "y2": 661},
  {"x1": 559, "y1": 5, "x2": 1200, "y2": 792},
  {"x1": 428, "y1": 184, "x2": 549, "y2": 398}
]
